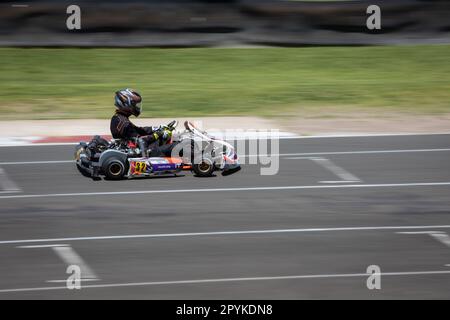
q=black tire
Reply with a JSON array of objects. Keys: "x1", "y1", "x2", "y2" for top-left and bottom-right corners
[
  {"x1": 103, "y1": 158, "x2": 127, "y2": 180},
  {"x1": 193, "y1": 158, "x2": 215, "y2": 177}
]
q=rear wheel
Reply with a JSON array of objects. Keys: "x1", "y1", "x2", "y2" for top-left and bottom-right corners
[
  {"x1": 193, "y1": 158, "x2": 215, "y2": 177},
  {"x1": 103, "y1": 158, "x2": 127, "y2": 180}
]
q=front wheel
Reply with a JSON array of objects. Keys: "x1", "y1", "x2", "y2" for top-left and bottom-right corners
[
  {"x1": 193, "y1": 158, "x2": 215, "y2": 177},
  {"x1": 103, "y1": 158, "x2": 127, "y2": 180}
]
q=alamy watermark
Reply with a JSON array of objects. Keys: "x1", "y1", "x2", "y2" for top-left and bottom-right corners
[
  {"x1": 65, "y1": 4, "x2": 381, "y2": 32},
  {"x1": 66, "y1": 5, "x2": 81, "y2": 30},
  {"x1": 167, "y1": 121, "x2": 280, "y2": 176},
  {"x1": 366, "y1": 5, "x2": 381, "y2": 30},
  {"x1": 366, "y1": 265, "x2": 381, "y2": 290},
  {"x1": 66, "y1": 265, "x2": 81, "y2": 290}
]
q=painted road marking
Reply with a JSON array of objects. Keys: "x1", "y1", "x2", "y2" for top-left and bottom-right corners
[
  {"x1": 312, "y1": 157, "x2": 361, "y2": 183},
  {"x1": 3, "y1": 225, "x2": 450, "y2": 245},
  {"x1": 318, "y1": 181, "x2": 360, "y2": 184},
  {"x1": 19, "y1": 244, "x2": 99, "y2": 282},
  {"x1": 19, "y1": 244, "x2": 69, "y2": 249},
  {"x1": 430, "y1": 232, "x2": 450, "y2": 248},
  {"x1": 1, "y1": 270, "x2": 450, "y2": 294},
  {"x1": 285, "y1": 156, "x2": 361, "y2": 183},
  {"x1": 46, "y1": 279, "x2": 98, "y2": 283},
  {"x1": 0, "y1": 167, "x2": 21, "y2": 193},
  {"x1": 1, "y1": 181, "x2": 450, "y2": 200},
  {"x1": 398, "y1": 231, "x2": 450, "y2": 248},
  {"x1": 50, "y1": 245, "x2": 98, "y2": 282}
]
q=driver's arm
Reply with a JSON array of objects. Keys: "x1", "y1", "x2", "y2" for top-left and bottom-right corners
[
  {"x1": 123, "y1": 123, "x2": 155, "y2": 139},
  {"x1": 139, "y1": 126, "x2": 172, "y2": 145}
]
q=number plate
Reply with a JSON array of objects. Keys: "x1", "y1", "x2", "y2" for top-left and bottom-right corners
[{"x1": 130, "y1": 160, "x2": 149, "y2": 175}]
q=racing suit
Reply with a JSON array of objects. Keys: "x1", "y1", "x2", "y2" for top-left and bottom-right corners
[{"x1": 110, "y1": 112, "x2": 176, "y2": 157}]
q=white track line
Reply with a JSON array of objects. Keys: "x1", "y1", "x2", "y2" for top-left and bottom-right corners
[
  {"x1": 430, "y1": 233, "x2": 450, "y2": 248},
  {"x1": 18, "y1": 244, "x2": 68, "y2": 249},
  {"x1": 0, "y1": 148, "x2": 449, "y2": 166},
  {"x1": 1, "y1": 181, "x2": 450, "y2": 200},
  {"x1": 46, "y1": 279, "x2": 99, "y2": 283},
  {"x1": 51, "y1": 246, "x2": 98, "y2": 280},
  {"x1": 398, "y1": 231, "x2": 443, "y2": 235},
  {"x1": 311, "y1": 157, "x2": 361, "y2": 183},
  {"x1": 0, "y1": 167, "x2": 21, "y2": 192},
  {"x1": 399, "y1": 231, "x2": 450, "y2": 248},
  {"x1": 279, "y1": 132, "x2": 450, "y2": 139},
  {"x1": 285, "y1": 156, "x2": 362, "y2": 183},
  {"x1": 2, "y1": 225, "x2": 450, "y2": 245},
  {"x1": 274, "y1": 157, "x2": 362, "y2": 184},
  {"x1": 19, "y1": 244, "x2": 98, "y2": 281},
  {"x1": 1, "y1": 270, "x2": 450, "y2": 293},
  {"x1": 250, "y1": 148, "x2": 450, "y2": 158},
  {"x1": 319, "y1": 181, "x2": 361, "y2": 184}
]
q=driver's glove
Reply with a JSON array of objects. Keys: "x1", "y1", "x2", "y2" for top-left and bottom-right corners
[
  {"x1": 153, "y1": 127, "x2": 172, "y2": 141},
  {"x1": 144, "y1": 127, "x2": 172, "y2": 145},
  {"x1": 161, "y1": 128, "x2": 172, "y2": 141}
]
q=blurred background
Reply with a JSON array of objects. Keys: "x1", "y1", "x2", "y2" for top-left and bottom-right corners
[{"x1": 0, "y1": 0, "x2": 449, "y2": 126}]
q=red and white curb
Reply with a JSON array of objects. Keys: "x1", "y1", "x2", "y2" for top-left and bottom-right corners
[{"x1": 0, "y1": 136, "x2": 107, "y2": 146}]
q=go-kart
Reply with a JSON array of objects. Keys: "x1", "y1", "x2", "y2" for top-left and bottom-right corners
[{"x1": 75, "y1": 120, "x2": 241, "y2": 180}]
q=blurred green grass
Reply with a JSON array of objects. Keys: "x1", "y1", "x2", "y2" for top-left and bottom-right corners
[{"x1": 0, "y1": 46, "x2": 449, "y2": 120}]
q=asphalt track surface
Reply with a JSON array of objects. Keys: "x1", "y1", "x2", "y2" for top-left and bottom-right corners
[{"x1": 0, "y1": 134, "x2": 450, "y2": 299}]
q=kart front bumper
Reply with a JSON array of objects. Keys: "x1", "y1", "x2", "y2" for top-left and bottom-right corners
[
  {"x1": 76, "y1": 156, "x2": 101, "y2": 178},
  {"x1": 222, "y1": 163, "x2": 241, "y2": 176}
]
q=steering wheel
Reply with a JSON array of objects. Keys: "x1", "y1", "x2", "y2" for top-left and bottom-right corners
[{"x1": 166, "y1": 120, "x2": 178, "y2": 131}]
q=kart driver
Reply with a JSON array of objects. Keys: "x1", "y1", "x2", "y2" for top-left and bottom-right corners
[{"x1": 110, "y1": 88, "x2": 175, "y2": 157}]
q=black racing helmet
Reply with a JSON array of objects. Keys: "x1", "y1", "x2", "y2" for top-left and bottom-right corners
[{"x1": 114, "y1": 88, "x2": 142, "y2": 117}]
